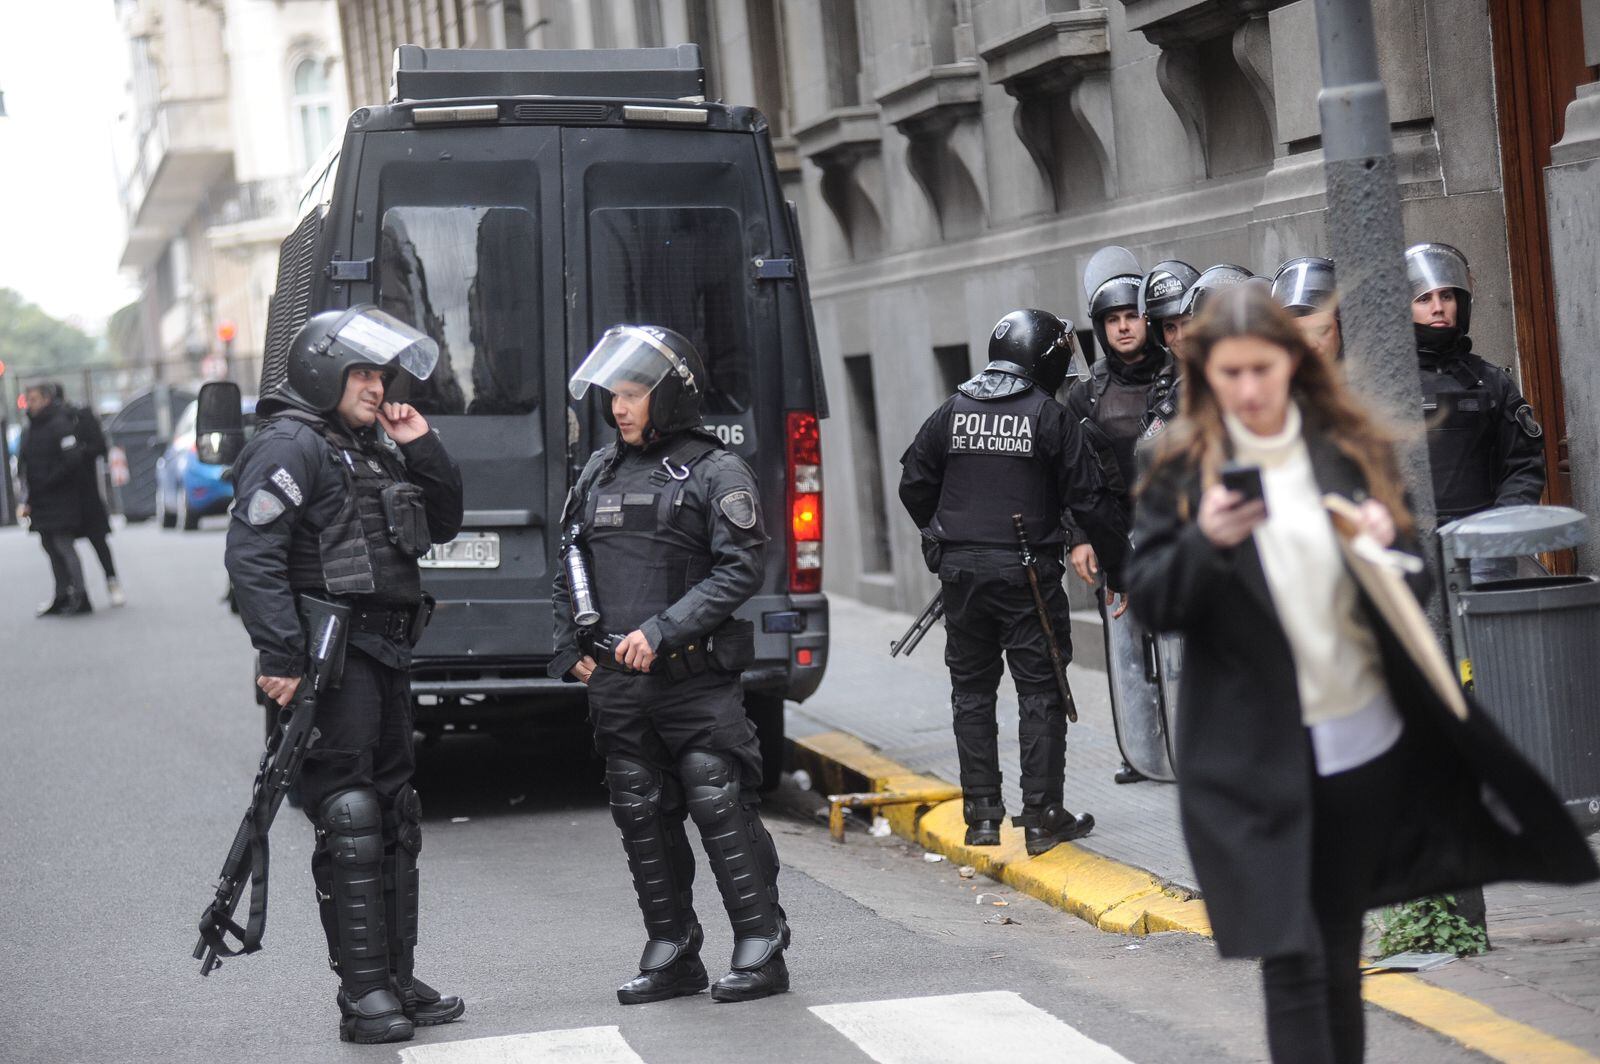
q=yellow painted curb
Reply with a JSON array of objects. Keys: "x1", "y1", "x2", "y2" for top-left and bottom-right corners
[
  {"x1": 1362, "y1": 975, "x2": 1600, "y2": 1063},
  {"x1": 791, "y1": 729, "x2": 1597, "y2": 1062},
  {"x1": 794, "y1": 731, "x2": 1211, "y2": 937}
]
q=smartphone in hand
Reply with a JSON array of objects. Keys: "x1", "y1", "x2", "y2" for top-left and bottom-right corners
[{"x1": 1220, "y1": 462, "x2": 1267, "y2": 515}]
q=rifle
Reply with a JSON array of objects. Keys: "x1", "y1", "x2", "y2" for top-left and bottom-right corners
[
  {"x1": 1012, "y1": 514, "x2": 1078, "y2": 723},
  {"x1": 890, "y1": 589, "x2": 944, "y2": 657},
  {"x1": 193, "y1": 594, "x2": 350, "y2": 976}
]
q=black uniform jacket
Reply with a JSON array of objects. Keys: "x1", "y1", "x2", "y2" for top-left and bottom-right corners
[
  {"x1": 17, "y1": 403, "x2": 85, "y2": 534},
  {"x1": 1127, "y1": 422, "x2": 1597, "y2": 959},
  {"x1": 1419, "y1": 341, "x2": 1545, "y2": 519},
  {"x1": 899, "y1": 390, "x2": 1129, "y2": 587},
  {"x1": 225, "y1": 415, "x2": 463, "y2": 678},
  {"x1": 549, "y1": 432, "x2": 767, "y2": 682}
]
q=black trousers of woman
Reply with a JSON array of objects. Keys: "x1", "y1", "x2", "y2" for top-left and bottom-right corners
[{"x1": 1261, "y1": 733, "x2": 1410, "y2": 1064}]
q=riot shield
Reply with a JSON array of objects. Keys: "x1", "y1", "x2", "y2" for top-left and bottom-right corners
[
  {"x1": 1102, "y1": 597, "x2": 1175, "y2": 782},
  {"x1": 1154, "y1": 632, "x2": 1184, "y2": 773}
]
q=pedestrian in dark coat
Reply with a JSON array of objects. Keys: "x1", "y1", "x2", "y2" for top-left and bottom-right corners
[
  {"x1": 65, "y1": 398, "x2": 123, "y2": 605},
  {"x1": 16, "y1": 383, "x2": 91, "y2": 615},
  {"x1": 1127, "y1": 286, "x2": 1596, "y2": 1064}
]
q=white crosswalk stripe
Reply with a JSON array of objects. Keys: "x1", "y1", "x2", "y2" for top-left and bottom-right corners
[
  {"x1": 397, "y1": 1026, "x2": 647, "y2": 1064},
  {"x1": 810, "y1": 990, "x2": 1136, "y2": 1064}
]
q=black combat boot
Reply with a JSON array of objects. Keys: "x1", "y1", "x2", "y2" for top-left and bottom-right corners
[
  {"x1": 618, "y1": 923, "x2": 710, "y2": 1004},
  {"x1": 384, "y1": 786, "x2": 465, "y2": 1026},
  {"x1": 315, "y1": 789, "x2": 413, "y2": 1044},
  {"x1": 1114, "y1": 761, "x2": 1148, "y2": 785},
  {"x1": 1013, "y1": 804, "x2": 1095, "y2": 856},
  {"x1": 680, "y1": 751, "x2": 792, "y2": 1004},
  {"x1": 607, "y1": 758, "x2": 709, "y2": 1004},
  {"x1": 962, "y1": 798, "x2": 1005, "y2": 846}
]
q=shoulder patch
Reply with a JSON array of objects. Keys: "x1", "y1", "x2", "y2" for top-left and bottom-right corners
[
  {"x1": 245, "y1": 488, "x2": 287, "y2": 526},
  {"x1": 1514, "y1": 403, "x2": 1543, "y2": 439},
  {"x1": 718, "y1": 489, "x2": 758, "y2": 530},
  {"x1": 270, "y1": 467, "x2": 304, "y2": 506}
]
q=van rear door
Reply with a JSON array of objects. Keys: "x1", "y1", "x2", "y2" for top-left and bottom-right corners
[
  {"x1": 560, "y1": 125, "x2": 782, "y2": 589},
  {"x1": 352, "y1": 127, "x2": 568, "y2": 663}
]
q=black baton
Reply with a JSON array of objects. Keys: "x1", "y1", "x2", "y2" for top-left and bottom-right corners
[{"x1": 1012, "y1": 513, "x2": 1078, "y2": 724}]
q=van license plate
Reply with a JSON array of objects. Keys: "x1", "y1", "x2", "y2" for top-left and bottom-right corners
[{"x1": 420, "y1": 532, "x2": 500, "y2": 569}]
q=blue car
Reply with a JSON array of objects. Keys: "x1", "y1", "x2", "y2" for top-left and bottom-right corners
[{"x1": 155, "y1": 396, "x2": 257, "y2": 531}]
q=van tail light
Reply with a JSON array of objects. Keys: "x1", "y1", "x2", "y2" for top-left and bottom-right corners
[{"x1": 786, "y1": 411, "x2": 822, "y2": 594}]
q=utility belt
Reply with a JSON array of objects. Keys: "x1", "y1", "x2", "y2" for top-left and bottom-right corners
[
  {"x1": 583, "y1": 618, "x2": 754, "y2": 681},
  {"x1": 347, "y1": 593, "x2": 435, "y2": 646}
]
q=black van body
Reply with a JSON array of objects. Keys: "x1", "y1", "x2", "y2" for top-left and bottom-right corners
[{"x1": 255, "y1": 46, "x2": 828, "y2": 771}]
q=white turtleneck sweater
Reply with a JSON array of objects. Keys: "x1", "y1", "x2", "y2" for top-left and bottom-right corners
[{"x1": 1224, "y1": 404, "x2": 1402, "y2": 775}]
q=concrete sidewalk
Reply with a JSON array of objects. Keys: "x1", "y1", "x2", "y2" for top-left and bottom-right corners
[{"x1": 790, "y1": 593, "x2": 1600, "y2": 1061}]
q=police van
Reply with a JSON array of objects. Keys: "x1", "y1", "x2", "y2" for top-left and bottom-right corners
[{"x1": 244, "y1": 45, "x2": 829, "y2": 778}]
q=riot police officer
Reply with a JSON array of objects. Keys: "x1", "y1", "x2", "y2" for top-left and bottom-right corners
[
  {"x1": 899, "y1": 310, "x2": 1129, "y2": 855},
  {"x1": 1138, "y1": 259, "x2": 1200, "y2": 361},
  {"x1": 1406, "y1": 242, "x2": 1545, "y2": 582},
  {"x1": 225, "y1": 305, "x2": 465, "y2": 1044},
  {"x1": 1065, "y1": 250, "x2": 1179, "y2": 785},
  {"x1": 552, "y1": 325, "x2": 788, "y2": 1004},
  {"x1": 1272, "y1": 256, "x2": 1342, "y2": 362}
]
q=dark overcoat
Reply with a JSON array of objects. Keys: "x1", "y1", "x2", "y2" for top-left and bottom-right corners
[
  {"x1": 1127, "y1": 420, "x2": 1597, "y2": 959},
  {"x1": 70, "y1": 405, "x2": 112, "y2": 538},
  {"x1": 17, "y1": 403, "x2": 86, "y2": 534}
]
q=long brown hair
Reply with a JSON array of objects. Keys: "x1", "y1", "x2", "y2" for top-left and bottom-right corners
[{"x1": 1147, "y1": 284, "x2": 1414, "y2": 534}]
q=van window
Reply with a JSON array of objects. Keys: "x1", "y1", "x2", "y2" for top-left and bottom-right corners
[
  {"x1": 379, "y1": 205, "x2": 543, "y2": 416},
  {"x1": 587, "y1": 206, "x2": 751, "y2": 415}
]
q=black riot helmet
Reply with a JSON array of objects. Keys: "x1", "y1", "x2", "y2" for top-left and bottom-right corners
[
  {"x1": 1272, "y1": 256, "x2": 1338, "y2": 318},
  {"x1": 1138, "y1": 260, "x2": 1200, "y2": 344},
  {"x1": 282, "y1": 304, "x2": 441, "y2": 414},
  {"x1": 570, "y1": 324, "x2": 707, "y2": 438},
  {"x1": 1405, "y1": 242, "x2": 1473, "y2": 334},
  {"x1": 1179, "y1": 264, "x2": 1254, "y2": 320},
  {"x1": 1082, "y1": 245, "x2": 1145, "y2": 359},
  {"x1": 985, "y1": 309, "x2": 1075, "y2": 394}
]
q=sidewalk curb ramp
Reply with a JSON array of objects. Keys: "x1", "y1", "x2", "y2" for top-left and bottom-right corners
[{"x1": 789, "y1": 729, "x2": 1600, "y2": 1064}]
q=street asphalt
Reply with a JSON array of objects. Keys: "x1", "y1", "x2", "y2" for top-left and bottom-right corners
[{"x1": 0, "y1": 519, "x2": 1487, "y2": 1063}]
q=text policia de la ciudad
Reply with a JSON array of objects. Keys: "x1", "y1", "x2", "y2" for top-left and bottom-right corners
[{"x1": 949, "y1": 412, "x2": 1036, "y2": 455}]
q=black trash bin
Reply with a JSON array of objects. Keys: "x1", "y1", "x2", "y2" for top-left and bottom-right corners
[
  {"x1": 1440, "y1": 506, "x2": 1600, "y2": 832},
  {"x1": 104, "y1": 385, "x2": 193, "y2": 522}
]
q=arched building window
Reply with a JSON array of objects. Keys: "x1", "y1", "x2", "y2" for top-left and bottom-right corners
[{"x1": 292, "y1": 57, "x2": 335, "y2": 171}]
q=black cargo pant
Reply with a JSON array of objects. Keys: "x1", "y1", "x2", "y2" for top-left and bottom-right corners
[
  {"x1": 298, "y1": 648, "x2": 416, "y2": 818},
  {"x1": 939, "y1": 547, "x2": 1073, "y2": 819},
  {"x1": 586, "y1": 668, "x2": 764, "y2": 789}
]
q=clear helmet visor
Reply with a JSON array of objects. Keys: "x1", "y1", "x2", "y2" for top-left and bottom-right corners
[
  {"x1": 1405, "y1": 243, "x2": 1472, "y2": 301},
  {"x1": 568, "y1": 326, "x2": 681, "y2": 401},
  {"x1": 336, "y1": 308, "x2": 440, "y2": 380}
]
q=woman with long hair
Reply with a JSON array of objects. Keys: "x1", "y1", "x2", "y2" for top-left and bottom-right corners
[{"x1": 1127, "y1": 285, "x2": 1595, "y2": 1063}]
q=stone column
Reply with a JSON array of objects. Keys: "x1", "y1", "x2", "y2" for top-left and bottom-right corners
[{"x1": 1545, "y1": 0, "x2": 1600, "y2": 573}]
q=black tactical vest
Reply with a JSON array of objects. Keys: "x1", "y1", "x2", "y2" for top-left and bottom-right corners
[
  {"x1": 285, "y1": 417, "x2": 424, "y2": 606},
  {"x1": 582, "y1": 437, "x2": 719, "y2": 636},
  {"x1": 931, "y1": 388, "x2": 1058, "y2": 547},
  {"x1": 1421, "y1": 359, "x2": 1498, "y2": 520},
  {"x1": 1093, "y1": 377, "x2": 1149, "y2": 489}
]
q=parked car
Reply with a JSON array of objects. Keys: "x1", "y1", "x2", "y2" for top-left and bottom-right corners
[{"x1": 156, "y1": 396, "x2": 257, "y2": 530}]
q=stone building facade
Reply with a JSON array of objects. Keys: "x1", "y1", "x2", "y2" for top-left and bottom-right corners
[
  {"x1": 117, "y1": 0, "x2": 346, "y2": 387},
  {"x1": 335, "y1": 0, "x2": 1598, "y2": 601}
]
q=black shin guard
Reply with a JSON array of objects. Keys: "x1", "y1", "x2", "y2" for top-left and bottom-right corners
[
  {"x1": 1017, "y1": 692, "x2": 1067, "y2": 810},
  {"x1": 951, "y1": 691, "x2": 1002, "y2": 798},
  {"x1": 679, "y1": 750, "x2": 786, "y2": 971},
  {"x1": 381, "y1": 786, "x2": 464, "y2": 1026},
  {"x1": 383, "y1": 786, "x2": 422, "y2": 989},
  {"x1": 316, "y1": 789, "x2": 391, "y2": 998},
  {"x1": 606, "y1": 757, "x2": 700, "y2": 969}
]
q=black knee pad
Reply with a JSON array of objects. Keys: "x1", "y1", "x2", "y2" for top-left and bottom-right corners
[
  {"x1": 679, "y1": 750, "x2": 740, "y2": 828},
  {"x1": 385, "y1": 784, "x2": 422, "y2": 858},
  {"x1": 319, "y1": 788, "x2": 385, "y2": 868},
  {"x1": 607, "y1": 757, "x2": 669, "y2": 832},
  {"x1": 1018, "y1": 692, "x2": 1067, "y2": 732}
]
